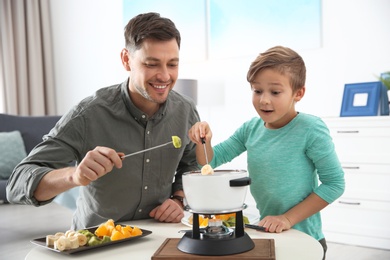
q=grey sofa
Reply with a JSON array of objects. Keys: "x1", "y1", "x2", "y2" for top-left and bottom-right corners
[{"x1": 0, "y1": 113, "x2": 61, "y2": 203}]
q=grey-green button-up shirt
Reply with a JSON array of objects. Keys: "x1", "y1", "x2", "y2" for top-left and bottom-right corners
[{"x1": 7, "y1": 79, "x2": 200, "y2": 229}]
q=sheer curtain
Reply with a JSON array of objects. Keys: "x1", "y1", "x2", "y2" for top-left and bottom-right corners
[{"x1": 0, "y1": 0, "x2": 56, "y2": 115}]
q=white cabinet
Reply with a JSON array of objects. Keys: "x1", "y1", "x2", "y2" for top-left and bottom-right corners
[{"x1": 321, "y1": 116, "x2": 390, "y2": 250}]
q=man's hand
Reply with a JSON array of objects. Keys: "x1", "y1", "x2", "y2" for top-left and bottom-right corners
[
  {"x1": 34, "y1": 147, "x2": 124, "y2": 201},
  {"x1": 149, "y1": 199, "x2": 184, "y2": 223},
  {"x1": 73, "y1": 146, "x2": 123, "y2": 186}
]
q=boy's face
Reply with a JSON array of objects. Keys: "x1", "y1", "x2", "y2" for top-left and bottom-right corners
[
  {"x1": 251, "y1": 68, "x2": 305, "y2": 129},
  {"x1": 121, "y1": 38, "x2": 180, "y2": 107}
]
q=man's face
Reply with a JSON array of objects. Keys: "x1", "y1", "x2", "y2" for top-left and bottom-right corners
[{"x1": 126, "y1": 39, "x2": 179, "y2": 105}]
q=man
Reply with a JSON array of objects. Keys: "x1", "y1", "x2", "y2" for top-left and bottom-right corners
[{"x1": 7, "y1": 12, "x2": 200, "y2": 230}]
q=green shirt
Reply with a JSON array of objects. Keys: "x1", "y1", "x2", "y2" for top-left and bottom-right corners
[
  {"x1": 7, "y1": 79, "x2": 200, "y2": 230},
  {"x1": 210, "y1": 113, "x2": 345, "y2": 240}
]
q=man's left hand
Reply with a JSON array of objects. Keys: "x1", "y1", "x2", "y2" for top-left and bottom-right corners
[{"x1": 149, "y1": 199, "x2": 184, "y2": 223}]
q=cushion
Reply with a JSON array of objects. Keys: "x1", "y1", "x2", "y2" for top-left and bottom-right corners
[{"x1": 0, "y1": 131, "x2": 27, "y2": 179}]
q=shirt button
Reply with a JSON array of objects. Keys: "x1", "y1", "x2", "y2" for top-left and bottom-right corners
[
  {"x1": 138, "y1": 209, "x2": 142, "y2": 213},
  {"x1": 144, "y1": 186, "x2": 148, "y2": 190},
  {"x1": 142, "y1": 115, "x2": 146, "y2": 118},
  {"x1": 147, "y1": 131, "x2": 150, "y2": 134},
  {"x1": 146, "y1": 159, "x2": 150, "y2": 163}
]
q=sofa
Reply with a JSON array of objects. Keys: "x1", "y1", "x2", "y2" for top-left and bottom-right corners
[{"x1": 0, "y1": 113, "x2": 61, "y2": 203}]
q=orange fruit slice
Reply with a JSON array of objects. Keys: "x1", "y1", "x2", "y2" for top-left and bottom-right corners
[
  {"x1": 95, "y1": 224, "x2": 108, "y2": 237},
  {"x1": 200, "y1": 218, "x2": 208, "y2": 227},
  {"x1": 123, "y1": 225, "x2": 133, "y2": 233},
  {"x1": 131, "y1": 226, "x2": 143, "y2": 236},
  {"x1": 106, "y1": 219, "x2": 115, "y2": 227},
  {"x1": 215, "y1": 213, "x2": 235, "y2": 221},
  {"x1": 111, "y1": 230, "x2": 125, "y2": 241},
  {"x1": 120, "y1": 226, "x2": 131, "y2": 238},
  {"x1": 115, "y1": 224, "x2": 122, "y2": 231}
]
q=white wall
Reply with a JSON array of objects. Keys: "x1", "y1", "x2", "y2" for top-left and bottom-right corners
[
  {"x1": 50, "y1": 0, "x2": 127, "y2": 112},
  {"x1": 50, "y1": 0, "x2": 390, "y2": 170}
]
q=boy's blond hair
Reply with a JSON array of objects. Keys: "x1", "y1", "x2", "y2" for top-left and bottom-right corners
[{"x1": 247, "y1": 46, "x2": 306, "y2": 93}]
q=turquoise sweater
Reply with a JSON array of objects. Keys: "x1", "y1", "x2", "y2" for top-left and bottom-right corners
[{"x1": 210, "y1": 113, "x2": 345, "y2": 240}]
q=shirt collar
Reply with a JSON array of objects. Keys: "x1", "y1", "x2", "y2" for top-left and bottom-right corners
[{"x1": 120, "y1": 78, "x2": 168, "y2": 126}]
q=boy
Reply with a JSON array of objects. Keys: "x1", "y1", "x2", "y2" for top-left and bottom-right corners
[{"x1": 188, "y1": 46, "x2": 345, "y2": 259}]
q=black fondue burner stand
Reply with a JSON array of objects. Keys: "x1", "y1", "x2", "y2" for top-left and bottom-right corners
[{"x1": 177, "y1": 209, "x2": 255, "y2": 256}]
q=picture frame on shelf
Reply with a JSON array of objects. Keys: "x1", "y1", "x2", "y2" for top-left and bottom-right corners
[{"x1": 340, "y1": 82, "x2": 382, "y2": 117}]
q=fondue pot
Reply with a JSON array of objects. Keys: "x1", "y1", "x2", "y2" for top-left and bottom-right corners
[
  {"x1": 182, "y1": 169, "x2": 251, "y2": 212},
  {"x1": 179, "y1": 169, "x2": 254, "y2": 256}
]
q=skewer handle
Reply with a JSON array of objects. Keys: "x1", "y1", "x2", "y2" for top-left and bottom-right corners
[{"x1": 201, "y1": 137, "x2": 209, "y2": 164}]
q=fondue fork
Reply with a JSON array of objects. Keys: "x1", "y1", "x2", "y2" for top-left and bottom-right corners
[
  {"x1": 201, "y1": 137, "x2": 209, "y2": 164},
  {"x1": 121, "y1": 136, "x2": 182, "y2": 159},
  {"x1": 245, "y1": 224, "x2": 267, "y2": 231},
  {"x1": 121, "y1": 141, "x2": 173, "y2": 159},
  {"x1": 178, "y1": 228, "x2": 207, "y2": 233}
]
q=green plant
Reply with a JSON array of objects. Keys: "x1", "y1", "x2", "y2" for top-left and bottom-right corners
[{"x1": 379, "y1": 71, "x2": 390, "y2": 91}]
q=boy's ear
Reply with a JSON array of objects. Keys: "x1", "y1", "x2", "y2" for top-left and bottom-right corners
[{"x1": 294, "y1": 86, "x2": 305, "y2": 101}]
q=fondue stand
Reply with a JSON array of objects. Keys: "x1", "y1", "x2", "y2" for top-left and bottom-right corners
[
  {"x1": 179, "y1": 170, "x2": 255, "y2": 256},
  {"x1": 178, "y1": 207, "x2": 254, "y2": 255}
]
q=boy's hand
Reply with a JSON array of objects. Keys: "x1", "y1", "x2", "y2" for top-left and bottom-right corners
[
  {"x1": 188, "y1": 121, "x2": 214, "y2": 166},
  {"x1": 258, "y1": 214, "x2": 292, "y2": 233},
  {"x1": 188, "y1": 121, "x2": 212, "y2": 144}
]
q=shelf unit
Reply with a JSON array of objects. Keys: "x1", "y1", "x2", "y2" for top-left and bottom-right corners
[{"x1": 321, "y1": 116, "x2": 390, "y2": 250}]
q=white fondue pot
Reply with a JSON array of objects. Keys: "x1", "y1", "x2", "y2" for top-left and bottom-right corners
[{"x1": 182, "y1": 169, "x2": 251, "y2": 213}]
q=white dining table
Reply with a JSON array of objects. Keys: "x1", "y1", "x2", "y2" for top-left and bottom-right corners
[{"x1": 25, "y1": 218, "x2": 323, "y2": 260}]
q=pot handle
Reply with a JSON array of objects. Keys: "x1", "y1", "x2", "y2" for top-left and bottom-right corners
[{"x1": 230, "y1": 177, "x2": 251, "y2": 187}]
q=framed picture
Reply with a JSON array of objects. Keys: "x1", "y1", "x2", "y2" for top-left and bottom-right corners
[{"x1": 340, "y1": 82, "x2": 382, "y2": 117}]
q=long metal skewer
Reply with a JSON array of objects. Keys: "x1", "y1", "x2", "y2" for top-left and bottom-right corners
[{"x1": 121, "y1": 141, "x2": 172, "y2": 159}]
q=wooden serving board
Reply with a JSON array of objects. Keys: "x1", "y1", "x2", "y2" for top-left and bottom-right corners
[{"x1": 151, "y1": 238, "x2": 275, "y2": 260}]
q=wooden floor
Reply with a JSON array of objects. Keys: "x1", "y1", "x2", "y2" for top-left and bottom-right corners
[{"x1": 1, "y1": 203, "x2": 389, "y2": 260}]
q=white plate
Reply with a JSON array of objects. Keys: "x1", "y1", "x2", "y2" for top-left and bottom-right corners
[{"x1": 181, "y1": 211, "x2": 259, "y2": 228}]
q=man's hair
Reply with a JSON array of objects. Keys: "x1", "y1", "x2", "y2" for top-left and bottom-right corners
[
  {"x1": 124, "y1": 12, "x2": 181, "y2": 52},
  {"x1": 247, "y1": 46, "x2": 306, "y2": 92}
]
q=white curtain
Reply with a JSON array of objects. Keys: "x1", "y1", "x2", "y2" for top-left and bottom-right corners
[{"x1": 0, "y1": 0, "x2": 56, "y2": 116}]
